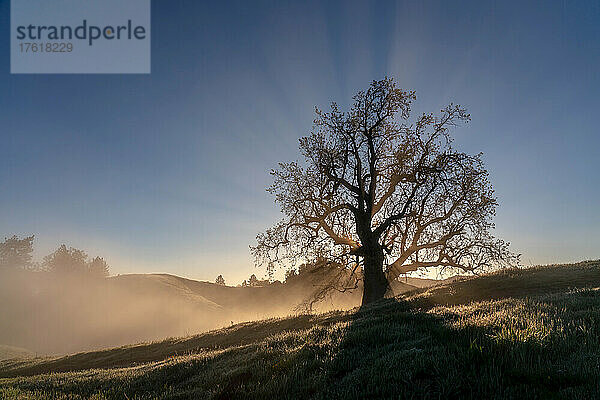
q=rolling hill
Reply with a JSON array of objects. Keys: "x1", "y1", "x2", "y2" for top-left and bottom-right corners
[
  {"x1": 0, "y1": 346, "x2": 34, "y2": 361},
  {"x1": 1, "y1": 260, "x2": 598, "y2": 399},
  {"x1": 0, "y1": 266, "x2": 421, "y2": 356}
]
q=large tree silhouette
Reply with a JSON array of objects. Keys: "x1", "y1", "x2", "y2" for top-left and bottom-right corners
[{"x1": 252, "y1": 78, "x2": 517, "y2": 305}]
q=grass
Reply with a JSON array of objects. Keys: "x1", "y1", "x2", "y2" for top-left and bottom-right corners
[{"x1": 1, "y1": 260, "x2": 599, "y2": 399}]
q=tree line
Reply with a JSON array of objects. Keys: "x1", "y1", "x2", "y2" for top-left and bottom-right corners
[
  {"x1": 215, "y1": 260, "x2": 324, "y2": 287},
  {"x1": 0, "y1": 234, "x2": 109, "y2": 278}
]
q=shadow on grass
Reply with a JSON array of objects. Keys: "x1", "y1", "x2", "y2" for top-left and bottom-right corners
[
  {"x1": 137, "y1": 291, "x2": 599, "y2": 399},
  {"x1": 317, "y1": 293, "x2": 598, "y2": 400},
  {"x1": 2, "y1": 286, "x2": 600, "y2": 399}
]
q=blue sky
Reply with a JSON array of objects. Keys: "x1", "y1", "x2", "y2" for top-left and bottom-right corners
[{"x1": 0, "y1": 0, "x2": 598, "y2": 283}]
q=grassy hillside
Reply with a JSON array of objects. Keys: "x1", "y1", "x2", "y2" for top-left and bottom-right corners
[
  {"x1": 0, "y1": 271, "x2": 229, "y2": 356},
  {"x1": 0, "y1": 346, "x2": 34, "y2": 361},
  {"x1": 0, "y1": 267, "x2": 421, "y2": 356},
  {"x1": 1, "y1": 260, "x2": 599, "y2": 399}
]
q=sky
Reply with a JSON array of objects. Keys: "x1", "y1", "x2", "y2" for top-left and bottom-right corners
[{"x1": 0, "y1": 0, "x2": 598, "y2": 284}]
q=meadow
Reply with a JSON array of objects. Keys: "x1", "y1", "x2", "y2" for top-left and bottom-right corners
[{"x1": 1, "y1": 260, "x2": 599, "y2": 399}]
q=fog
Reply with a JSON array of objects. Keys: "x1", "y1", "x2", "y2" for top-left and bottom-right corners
[{"x1": 0, "y1": 268, "x2": 363, "y2": 356}]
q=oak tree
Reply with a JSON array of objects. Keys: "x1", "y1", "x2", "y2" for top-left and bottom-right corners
[{"x1": 252, "y1": 78, "x2": 517, "y2": 305}]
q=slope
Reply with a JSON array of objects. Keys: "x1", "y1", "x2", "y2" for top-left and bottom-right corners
[{"x1": 1, "y1": 260, "x2": 598, "y2": 399}]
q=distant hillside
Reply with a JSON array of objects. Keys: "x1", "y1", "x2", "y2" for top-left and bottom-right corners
[
  {"x1": 0, "y1": 346, "x2": 34, "y2": 361},
  {"x1": 0, "y1": 266, "x2": 424, "y2": 356},
  {"x1": 396, "y1": 275, "x2": 464, "y2": 288},
  {"x1": 109, "y1": 269, "x2": 422, "y2": 322},
  {"x1": 1, "y1": 260, "x2": 598, "y2": 399}
]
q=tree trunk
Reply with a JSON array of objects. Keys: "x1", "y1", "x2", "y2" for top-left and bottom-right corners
[{"x1": 361, "y1": 247, "x2": 389, "y2": 305}]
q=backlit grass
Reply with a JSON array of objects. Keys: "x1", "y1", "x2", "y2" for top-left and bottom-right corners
[{"x1": 1, "y1": 261, "x2": 599, "y2": 399}]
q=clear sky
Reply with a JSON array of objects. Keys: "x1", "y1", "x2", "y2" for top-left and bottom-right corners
[{"x1": 1, "y1": 0, "x2": 598, "y2": 284}]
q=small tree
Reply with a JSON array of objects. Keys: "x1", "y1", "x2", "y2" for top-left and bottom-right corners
[
  {"x1": 88, "y1": 256, "x2": 110, "y2": 278},
  {"x1": 44, "y1": 245, "x2": 88, "y2": 275},
  {"x1": 0, "y1": 235, "x2": 34, "y2": 270},
  {"x1": 248, "y1": 274, "x2": 259, "y2": 287},
  {"x1": 252, "y1": 78, "x2": 517, "y2": 305},
  {"x1": 215, "y1": 274, "x2": 226, "y2": 285}
]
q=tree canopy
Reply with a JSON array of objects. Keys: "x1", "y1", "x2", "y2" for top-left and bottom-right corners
[
  {"x1": 43, "y1": 244, "x2": 110, "y2": 278},
  {"x1": 0, "y1": 235, "x2": 34, "y2": 269},
  {"x1": 252, "y1": 77, "x2": 517, "y2": 304}
]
